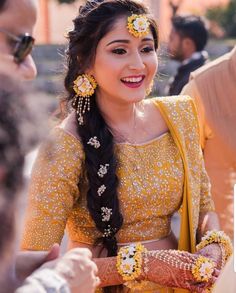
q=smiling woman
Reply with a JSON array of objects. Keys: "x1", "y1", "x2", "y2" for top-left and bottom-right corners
[{"x1": 21, "y1": 1, "x2": 231, "y2": 293}]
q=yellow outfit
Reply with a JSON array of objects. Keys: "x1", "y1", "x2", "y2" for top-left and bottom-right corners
[{"x1": 21, "y1": 96, "x2": 214, "y2": 293}]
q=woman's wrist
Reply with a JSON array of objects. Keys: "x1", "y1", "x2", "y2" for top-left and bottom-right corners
[
  {"x1": 116, "y1": 243, "x2": 217, "y2": 291},
  {"x1": 196, "y1": 230, "x2": 233, "y2": 268}
]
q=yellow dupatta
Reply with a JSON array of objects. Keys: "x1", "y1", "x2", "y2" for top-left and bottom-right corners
[{"x1": 154, "y1": 95, "x2": 204, "y2": 293}]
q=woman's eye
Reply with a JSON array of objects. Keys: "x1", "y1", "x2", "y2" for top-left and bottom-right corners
[
  {"x1": 112, "y1": 48, "x2": 126, "y2": 55},
  {"x1": 141, "y1": 46, "x2": 154, "y2": 53}
]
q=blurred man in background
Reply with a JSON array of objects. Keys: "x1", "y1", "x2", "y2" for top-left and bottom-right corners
[
  {"x1": 166, "y1": 15, "x2": 209, "y2": 95},
  {"x1": 0, "y1": 75, "x2": 99, "y2": 292},
  {"x1": 0, "y1": 0, "x2": 99, "y2": 291},
  {"x1": 0, "y1": 0, "x2": 37, "y2": 80},
  {"x1": 181, "y1": 47, "x2": 236, "y2": 240}
]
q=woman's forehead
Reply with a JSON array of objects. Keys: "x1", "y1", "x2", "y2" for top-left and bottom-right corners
[{"x1": 99, "y1": 16, "x2": 153, "y2": 45}]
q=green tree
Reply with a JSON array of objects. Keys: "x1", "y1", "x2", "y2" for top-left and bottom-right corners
[{"x1": 206, "y1": 0, "x2": 236, "y2": 37}]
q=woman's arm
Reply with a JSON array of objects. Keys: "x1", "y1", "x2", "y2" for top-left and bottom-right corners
[
  {"x1": 196, "y1": 155, "x2": 225, "y2": 269},
  {"x1": 95, "y1": 250, "x2": 217, "y2": 291},
  {"x1": 197, "y1": 211, "x2": 220, "y2": 242},
  {"x1": 21, "y1": 129, "x2": 83, "y2": 251}
]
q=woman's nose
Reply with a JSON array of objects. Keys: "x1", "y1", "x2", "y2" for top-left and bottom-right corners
[{"x1": 128, "y1": 52, "x2": 145, "y2": 71}]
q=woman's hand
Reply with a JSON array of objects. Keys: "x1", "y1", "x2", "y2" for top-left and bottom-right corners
[
  {"x1": 144, "y1": 250, "x2": 219, "y2": 292},
  {"x1": 196, "y1": 243, "x2": 222, "y2": 269}
]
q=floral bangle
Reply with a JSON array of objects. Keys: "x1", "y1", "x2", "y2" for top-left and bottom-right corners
[
  {"x1": 116, "y1": 243, "x2": 147, "y2": 281},
  {"x1": 191, "y1": 255, "x2": 216, "y2": 282},
  {"x1": 196, "y1": 230, "x2": 233, "y2": 266}
]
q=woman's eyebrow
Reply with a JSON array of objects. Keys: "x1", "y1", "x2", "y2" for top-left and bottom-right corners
[{"x1": 106, "y1": 37, "x2": 154, "y2": 46}]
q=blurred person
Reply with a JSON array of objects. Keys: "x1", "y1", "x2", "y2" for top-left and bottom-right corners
[
  {"x1": 212, "y1": 255, "x2": 236, "y2": 293},
  {"x1": 0, "y1": 74, "x2": 99, "y2": 293},
  {"x1": 0, "y1": 0, "x2": 60, "y2": 278},
  {"x1": 20, "y1": 1, "x2": 233, "y2": 292},
  {"x1": 0, "y1": 0, "x2": 100, "y2": 289},
  {"x1": 0, "y1": 0, "x2": 37, "y2": 80},
  {"x1": 166, "y1": 15, "x2": 209, "y2": 95},
  {"x1": 181, "y1": 47, "x2": 236, "y2": 240}
]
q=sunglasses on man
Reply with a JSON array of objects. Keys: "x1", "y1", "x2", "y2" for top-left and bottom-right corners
[{"x1": 0, "y1": 28, "x2": 35, "y2": 64}]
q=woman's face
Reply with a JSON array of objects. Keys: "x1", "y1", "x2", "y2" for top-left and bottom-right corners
[{"x1": 89, "y1": 16, "x2": 158, "y2": 105}]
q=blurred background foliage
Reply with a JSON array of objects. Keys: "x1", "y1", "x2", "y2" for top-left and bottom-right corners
[
  {"x1": 206, "y1": 0, "x2": 236, "y2": 38},
  {"x1": 57, "y1": 0, "x2": 76, "y2": 4}
]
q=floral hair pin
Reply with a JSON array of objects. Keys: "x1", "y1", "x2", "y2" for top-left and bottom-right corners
[
  {"x1": 97, "y1": 164, "x2": 109, "y2": 178},
  {"x1": 87, "y1": 136, "x2": 100, "y2": 149},
  {"x1": 97, "y1": 184, "x2": 106, "y2": 196},
  {"x1": 127, "y1": 14, "x2": 150, "y2": 38},
  {"x1": 101, "y1": 207, "x2": 112, "y2": 222}
]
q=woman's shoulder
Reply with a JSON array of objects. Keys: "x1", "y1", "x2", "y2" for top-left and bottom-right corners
[
  {"x1": 59, "y1": 111, "x2": 81, "y2": 141},
  {"x1": 144, "y1": 96, "x2": 199, "y2": 133},
  {"x1": 41, "y1": 112, "x2": 84, "y2": 159},
  {"x1": 149, "y1": 95, "x2": 194, "y2": 105},
  {"x1": 147, "y1": 95, "x2": 197, "y2": 117}
]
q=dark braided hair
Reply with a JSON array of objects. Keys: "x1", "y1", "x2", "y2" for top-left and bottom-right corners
[{"x1": 64, "y1": 0, "x2": 158, "y2": 288}]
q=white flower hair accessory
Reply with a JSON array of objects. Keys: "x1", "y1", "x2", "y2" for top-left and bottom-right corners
[
  {"x1": 127, "y1": 14, "x2": 150, "y2": 38},
  {"x1": 97, "y1": 164, "x2": 109, "y2": 177},
  {"x1": 103, "y1": 225, "x2": 117, "y2": 238},
  {"x1": 87, "y1": 136, "x2": 100, "y2": 149},
  {"x1": 101, "y1": 207, "x2": 112, "y2": 222},
  {"x1": 97, "y1": 184, "x2": 106, "y2": 196}
]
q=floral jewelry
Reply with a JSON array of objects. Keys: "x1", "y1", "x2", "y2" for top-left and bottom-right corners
[
  {"x1": 73, "y1": 74, "x2": 97, "y2": 125},
  {"x1": 73, "y1": 74, "x2": 97, "y2": 98},
  {"x1": 87, "y1": 136, "x2": 100, "y2": 149},
  {"x1": 101, "y1": 207, "x2": 112, "y2": 222},
  {"x1": 191, "y1": 256, "x2": 215, "y2": 282},
  {"x1": 97, "y1": 164, "x2": 109, "y2": 177},
  {"x1": 146, "y1": 249, "x2": 216, "y2": 284},
  {"x1": 146, "y1": 79, "x2": 154, "y2": 96},
  {"x1": 116, "y1": 243, "x2": 147, "y2": 281},
  {"x1": 127, "y1": 14, "x2": 150, "y2": 38},
  {"x1": 103, "y1": 225, "x2": 117, "y2": 238},
  {"x1": 196, "y1": 230, "x2": 233, "y2": 268},
  {"x1": 97, "y1": 184, "x2": 106, "y2": 196}
]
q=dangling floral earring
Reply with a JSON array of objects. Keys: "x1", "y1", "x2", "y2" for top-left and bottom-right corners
[
  {"x1": 72, "y1": 73, "x2": 97, "y2": 125},
  {"x1": 146, "y1": 79, "x2": 154, "y2": 96}
]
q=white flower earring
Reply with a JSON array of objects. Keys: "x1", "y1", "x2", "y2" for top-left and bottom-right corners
[{"x1": 72, "y1": 74, "x2": 97, "y2": 125}]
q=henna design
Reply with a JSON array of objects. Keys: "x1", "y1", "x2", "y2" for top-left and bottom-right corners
[
  {"x1": 95, "y1": 257, "x2": 123, "y2": 287},
  {"x1": 94, "y1": 249, "x2": 217, "y2": 292}
]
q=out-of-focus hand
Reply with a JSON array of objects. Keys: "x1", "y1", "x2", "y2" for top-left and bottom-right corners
[
  {"x1": 16, "y1": 243, "x2": 60, "y2": 282},
  {"x1": 42, "y1": 248, "x2": 100, "y2": 292},
  {"x1": 196, "y1": 243, "x2": 222, "y2": 269}
]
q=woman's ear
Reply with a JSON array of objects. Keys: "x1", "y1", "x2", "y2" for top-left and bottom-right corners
[{"x1": 86, "y1": 68, "x2": 95, "y2": 77}]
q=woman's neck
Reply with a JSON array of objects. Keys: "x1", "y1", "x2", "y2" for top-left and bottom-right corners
[{"x1": 96, "y1": 95, "x2": 138, "y2": 130}]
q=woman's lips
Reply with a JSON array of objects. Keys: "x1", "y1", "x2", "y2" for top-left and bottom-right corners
[{"x1": 121, "y1": 75, "x2": 145, "y2": 88}]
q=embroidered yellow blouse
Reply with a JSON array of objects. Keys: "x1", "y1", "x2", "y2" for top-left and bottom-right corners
[
  {"x1": 21, "y1": 129, "x2": 181, "y2": 249},
  {"x1": 21, "y1": 97, "x2": 214, "y2": 252}
]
